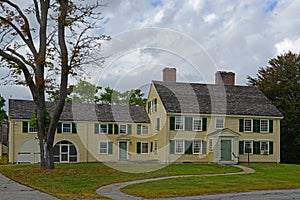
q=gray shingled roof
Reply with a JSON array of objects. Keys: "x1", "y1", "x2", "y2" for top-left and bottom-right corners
[
  {"x1": 9, "y1": 99, "x2": 150, "y2": 123},
  {"x1": 153, "y1": 81, "x2": 283, "y2": 117}
]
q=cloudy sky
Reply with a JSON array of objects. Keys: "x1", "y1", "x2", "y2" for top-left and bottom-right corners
[{"x1": 1, "y1": 0, "x2": 300, "y2": 104}]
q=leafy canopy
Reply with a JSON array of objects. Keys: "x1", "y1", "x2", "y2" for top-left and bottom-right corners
[{"x1": 248, "y1": 51, "x2": 300, "y2": 163}]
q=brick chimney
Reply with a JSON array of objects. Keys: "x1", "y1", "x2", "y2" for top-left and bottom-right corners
[
  {"x1": 163, "y1": 67, "x2": 176, "y2": 82},
  {"x1": 215, "y1": 71, "x2": 235, "y2": 86}
]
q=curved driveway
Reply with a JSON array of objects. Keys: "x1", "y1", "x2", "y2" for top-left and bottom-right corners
[{"x1": 97, "y1": 165, "x2": 255, "y2": 200}]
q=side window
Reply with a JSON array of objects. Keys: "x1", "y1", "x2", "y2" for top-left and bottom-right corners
[
  {"x1": 215, "y1": 118, "x2": 225, "y2": 129},
  {"x1": 175, "y1": 116, "x2": 184, "y2": 130},
  {"x1": 193, "y1": 117, "x2": 202, "y2": 131}
]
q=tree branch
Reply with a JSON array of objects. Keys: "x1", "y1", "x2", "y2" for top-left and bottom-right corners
[
  {"x1": 1, "y1": 0, "x2": 38, "y2": 56},
  {"x1": 6, "y1": 47, "x2": 36, "y2": 71},
  {"x1": 0, "y1": 49, "x2": 37, "y2": 100},
  {"x1": 32, "y1": 0, "x2": 41, "y2": 24}
]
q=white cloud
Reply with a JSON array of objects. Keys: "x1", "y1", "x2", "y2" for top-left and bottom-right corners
[
  {"x1": 275, "y1": 38, "x2": 300, "y2": 55},
  {"x1": 203, "y1": 13, "x2": 217, "y2": 24},
  {"x1": 153, "y1": 9, "x2": 165, "y2": 23}
]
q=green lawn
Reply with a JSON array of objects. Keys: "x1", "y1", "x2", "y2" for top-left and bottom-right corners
[
  {"x1": 122, "y1": 164, "x2": 300, "y2": 199},
  {"x1": 0, "y1": 163, "x2": 240, "y2": 199}
]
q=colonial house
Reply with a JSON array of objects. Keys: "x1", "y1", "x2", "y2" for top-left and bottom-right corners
[{"x1": 8, "y1": 68, "x2": 283, "y2": 164}]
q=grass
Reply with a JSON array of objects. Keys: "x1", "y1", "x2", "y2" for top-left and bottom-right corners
[
  {"x1": 122, "y1": 164, "x2": 300, "y2": 199},
  {"x1": 0, "y1": 163, "x2": 240, "y2": 199}
]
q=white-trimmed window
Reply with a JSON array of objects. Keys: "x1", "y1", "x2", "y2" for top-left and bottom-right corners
[
  {"x1": 208, "y1": 139, "x2": 213, "y2": 152},
  {"x1": 260, "y1": 141, "x2": 269, "y2": 154},
  {"x1": 193, "y1": 117, "x2": 202, "y2": 131},
  {"x1": 62, "y1": 123, "x2": 72, "y2": 133},
  {"x1": 137, "y1": 125, "x2": 149, "y2": 135},
  {"x1": 99, "y1": 141, "x2": 109, "y2": 154},
  {"x1": 215, "y1": 118, "x2": 225, "y2": 129},
  {"x1": 260, "y1": 120, "x2": 269, "y2": 133},
  {"x1": 142, "y1": 126, "x2": 148, "y2": 135},
  {"x1": 119, "y1": 124, "x2": 127, "y2": 134},
  {"x1": 244, "y1": 141, "x2": 253, "y2": 154},
  {"x1": 244, "y1": 119, "x2": 253, "y2": 132},
  {"x1": 152, "y1": 98, "x2": 157, "y2": 112},
  {"x1": 154, "y1": 141, "x2": 158, "y2": 154},
  {"x1": 175, "y1": 140, "x2": 184, "y2": 154},
  {"x1": 155, "y1": 118, "x2": 160, "y2": 131},
  {"x1": 193, "y1": 140, "x2": 202, "y2": 154},
  {"x1": 28, "y1": 124, "x2": 38, "y2": 133},
  {"x1": 175, "y1": 116, "x2": 184, "y2": 130},
  {"x1": 96, "y1": 124, "x2": 108, "y2": 134},
  {"x1": 141, "y1": 142, "x2": 149, "y2": 154}
]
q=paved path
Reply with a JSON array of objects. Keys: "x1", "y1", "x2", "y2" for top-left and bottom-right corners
[
  {"x1": 96, "y1": 165, "x2": 255, "y2": 200},
  {"x1": 0, "y1": 173, "x2": 58, "y2": 200},
  {"x1": 159, "y1": 189, "x2": 300, "y2": 200}
]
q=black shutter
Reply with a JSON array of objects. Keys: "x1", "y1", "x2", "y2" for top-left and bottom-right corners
[
  {"x1": 239, "y1": 119, "x2": 244, "y2": 132},
  {"x1": 57, "y1": 122, "x2": 62, "y2": 133},
  {"x1": 94, "y1": 123, "x2": 99, "y2": 134},
  {"x1": 253, "y1": 141, "x2": 260, "y2": 154},
  {"x1": 137, "y1": 142, "x2": 141, "y2": 154},
  {"x1": 253, "y1": 120, "x2": 260, "y2": 133},
  {"x1": 150, "y1": 142, "x2": 153, "y2": 152},
  {"x1": 202, "y1": 141, "x2": 207, "y2": 154},
  {"x1": 23, "y1": 121, "x2": 28, "y2": 133},
  {"x1": 202, "y1": 118, "x2": 207, "y2": 131},
  {"x1": 170, "y1": 116, "x2": 175, "y2": 130},
  {"x1": 127, "y1": 124, "x2": 132, "y2": 134},
  {"x1": 148, "y1": 102, "x2": 151, "y2": 114},
  {"x1": 137, "y1": 125, "x2": 141, "y2": 135},
  {"x1": 114, "y1": 124, "x2": 119, "y2": 134},
  {"x1": 72, "y1": 123, "x2": 77, "y2": 133},
  {"x1": 170, "y1": 140, "x2": 175, "y2": 154},
  {"x1": 185, "y1": 140, "x2": 193, "y2": 154},
  {"x1": 269, "y1": 120, "x2": 273, "y2": 133},
  {"x1": 239, "y1": 141, "x2": 244, "y2": 154},
  {"x1": 185, "y1": 117, "x2": 193, "y2": 131},
  {"x1": 269, "y1": 141, "x2": 274, "y2": 154},
  {"x1": 108, "y1": 124, "x2": 113, "y2": 134},
  {"x1": 108, "y1": 142, "x2": 113, "y2": 154}
]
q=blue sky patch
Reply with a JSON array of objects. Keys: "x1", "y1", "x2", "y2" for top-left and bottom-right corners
[
  {"x1": 151, "y1": 0, "x2": 163, "y2": 8},
  {"x1": 265, "y1": 0, "x2": 277, "y2": 12}
]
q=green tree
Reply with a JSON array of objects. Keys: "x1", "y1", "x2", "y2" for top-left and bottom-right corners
[
  {"x1": 0, "y1": 95, "x2": 7, "y2": 122},
  {"x1": 0, "y1": 0, "x2": 109, "y2": 169},
  {"x1": 100, "y1": 87, "x2": 147, "y2": 106},
  {"x1": 71, "y1": 80, "x2": 101, "y2": 103},
  {"x1": 248, "y1": 51, "x2": 300, "y2": 163}
]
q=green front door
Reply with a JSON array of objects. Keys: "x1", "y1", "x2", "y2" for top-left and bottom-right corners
[
  {"x1": 221, "y1": 140, "x2": 232, "y2": 161},
  {"x1": 119, "y1": 142, "x2": 128, "y2": 160}
]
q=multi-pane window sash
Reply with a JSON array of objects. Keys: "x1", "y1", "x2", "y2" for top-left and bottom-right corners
[
  {"x1": 141, "y1": 142, "x2": 149, "y2": 154},
  {"x1": 175, "y1": 140, "x2": 184, "y2": 154},
  {"x1": 193, "y1": 117, "x2": 202, "y2": 131},
  {"x1": 244, "y1": 119, "x2": 252, "y2": 132},
  {"x1": 193, "y1": 140, "x2": 202, "y2": 154},
  {"x1": 260, "y1": 141, "x2": 269, "y2": 154},
  {"x1": 99, "y1": 141, "x2": 113, "y2": 154},
  {"x1": 119, "y1": 124, "x2": 127, "y2": 134},
  {"x1": 244, "y1": 141, "x2": 253, "y2": 154},
  {"x1": 175, "y1": 116, "x2": 184, "y2": 130},
  {"x1": 215, "y1": 118, "x2": 225, "y2": 129},
  {"x1": 154, "y1": 141, "x2": 158, "y2": 154},
  {"x1": 260, "y1": 120, "x2": 269, "y2": 133}
]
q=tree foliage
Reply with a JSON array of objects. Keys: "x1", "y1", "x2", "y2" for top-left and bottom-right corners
[
  {"x1": 71, "y1": 80, "x2": 101, "y2": 103},
  {"x1": 248, "y1": 51, "x2": 300, "y2": 163},
  {"x1": 0, "y1": 0, "x2": 109, "y2": 169},
  {"x1": 0, "y1": 95, "x2": 7, "y2": 122},
  {"x1": 100, "y1": 87, "x2": 147, "y2": 106}
]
